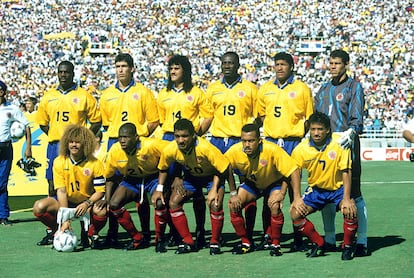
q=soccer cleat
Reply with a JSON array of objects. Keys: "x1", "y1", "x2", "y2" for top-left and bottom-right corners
[
  {"x1": 37, "y1": 229, "x2": 54, "y2": 246},
  {"x1": 209, "y1": 244, "x2": 222, "y2": 255},
  {"x1": 89, "y1": 235, "x2": 102, "y2": 249},
  {"x1": 306, "y1": 244, "x2": 324, "y2": 257},
  {"x1": 124, "y1": 239, "x2": 144, "y2": 251},
  {"x1": 341, "y1": 245, "x2": 354, "y2": 260},
  {"x1": 195, "y1": 229, "x2": 207, "y2": 250},
  {"x1": 0, "y1": 218, "x2": 12, "y2": 226},
  {"x1": 175, "y1": 242, "x2": 195, "y2": 254},
  {"x1": 167, "y1": 232, "x2": 182, "y2": 247},
  {"x1": 255, "y1": 234, "x2": 271, "y2": 251},
  {"x1": 290, "y1": 242, "x2": 309, "y2": 252},
  {"x1": 354, "y1": 244, "x2": 368, "y2": 257},
  {"x1": 231, "y1": 243, "x2": 252, "y2": 255},
  {"x1": 103, "y1": 235, "x2": 120, "y2": 248},
  {"x1": 155, "y1": 240, "x2": 167, "y2": 253},
  {"x1": 80, "y1": 230, "x2": 90, "y2": 248},
  {"x1": 142, "y1": 232, "x2": 151, "y2": 248},
  {"x1": 269, "y1": 245, "x2": 283, "y2": 257},
  {"x1": 323, "y1": 242, "x2": 338, "y2": 252}
]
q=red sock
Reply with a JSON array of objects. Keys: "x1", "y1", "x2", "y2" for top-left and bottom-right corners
[
  {"x1": 210, "y1": 210, "x2": 224, "y2": 245},
  {"x1": 154, "y1": 208, "x2": 168, "y2": 242},
  {"x1": 170, "y1": 206, "x2": 194, "y2": 245},
  {"x1": 244, "y1": 201, "x2": 257, "y2": 240},
  {"x1": 293, "y1": 218, "x2": 324, "y2": 247},
  {"x1": 111, "y1": 208, "x2": 142, "y2": 241},
  {"x1": 88, "y1": 215, "x2": 108, "y2": 236},
  {"x1": 136, "y1": 200, "x2": 150, "y2": 235},
  {"x1": 230, "y1": 211, "x2": 250, "y2": 245},
  {"x1": 34, "y1": 212, "x2": 57, "y2": 232},
  {"x1": 270, "y1": 213, "x2": 284, "y2": 245},
  {"x1": 343, "y1": 217, "x2": 358, "y2": 247}
]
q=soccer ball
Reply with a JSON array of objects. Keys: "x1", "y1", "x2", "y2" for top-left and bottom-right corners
[
  {"x1": 10, "y1": 121, "x2": 26, "y2": 139},
  {"x1": 53, "y1": 230, "x2": 78, "y2": 252}
]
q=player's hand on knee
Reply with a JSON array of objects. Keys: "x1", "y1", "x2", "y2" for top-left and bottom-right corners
[
  {"x1": 94, "y1": 199, "x2": 108, "y2": 211},
  {"x1": 340, "y1": 199, "x2": 357, "y2": 219},
  {"x1": 228, "y1": 195, "x2": 242, "y2": 211},
  {"x1": 151, "y1": 191, "x2": 164, "y2": 207},
  {"x1": 291, "y1": 198, "x2": 308, "y2": 217}
]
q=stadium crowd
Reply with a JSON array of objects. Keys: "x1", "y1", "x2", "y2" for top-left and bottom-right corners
[{"x1": 0, "y1": 0, "x2": 413, "y2": 134}]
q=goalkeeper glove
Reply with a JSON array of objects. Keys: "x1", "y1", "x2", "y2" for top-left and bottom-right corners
[{"x1": 338, "y1": 128, "x2": 356, "y2": 149}]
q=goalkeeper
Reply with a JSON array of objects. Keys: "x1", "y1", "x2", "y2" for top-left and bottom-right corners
[{"x1": 314, "y1": 49, "x2": 367, "y2": 257}]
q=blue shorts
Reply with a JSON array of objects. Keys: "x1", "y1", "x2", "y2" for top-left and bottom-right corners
[
  {"x1": 239, "y1": 181, "x2": 282, "y2": 199},
  {"x1": 210, "y1": 136, "x2": 241, "y2": 153},
  {"x1": 183, "y1": 174, "x2": 225, "y2": 193},
  {"x1": 119, "y1": 174, "x2": 159, "y2": 196},
  {"x1": 162, "y1": 132, "x2": 174, "y2": 142},
  {"x1": 265, "y1": 137, "x2": 300, "y2": 155},
  {"x1": 302, "y1": 186, "x2": 344, "y2": 211},
  {"x1": 46, "y1": 142, "x2": 60, "y2": 180}
]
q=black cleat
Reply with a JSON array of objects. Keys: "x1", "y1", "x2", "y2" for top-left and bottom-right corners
[
  {"x1": 0, "y1": 218, "x2": 13, "y2": 226},
  {"x1": 306, "y1": 244, "x2": 324, "y2": 257},
  {"x1": 255, "y1": 234, "x2": 271, "y2": 251},
  {"x1": 37, "y1": 229, "x2": 54, "y2": 246},
  {"x1": 342, "y1": 245, "x2": 354, "y2": 260},
  {"x1": 89, "y1": 235, "x2": 102, "y2": 249},
  {"x1": 269, "y1": 245, "x2": 283, "y2": 257},
  {"x1": 209, "y1": 244, "x2": 222, "y2": 255},
  {"x1": 155, "y1": 240, "x2": 167, "y2": 253},
  {"x1": 231, "y1": 243, "x2": 252, "y2": 255},
  {"x1": 195, "y1": 230, "x2": 207, "y2": 250},
  {"x1": 323, "y1": 242, "x2": 338, "y2": 252},
  {"x1": 354, "y1": 244, "x2": 368, "y2": 257},
  {"x1": 290, "y1": 242, "x2": 309, "y2": 252},
  {"x1": 175, "y1": 242, "x2": 195, "y2": 254},
  {"x1": 124, "y1": 239, "x2": 144, "y2": 251}
]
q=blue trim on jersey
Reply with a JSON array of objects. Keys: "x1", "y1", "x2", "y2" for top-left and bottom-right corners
[
  {"x1": 57, "y1": 83, "x2": 77, "y2": 94},
  {"x1": 115, "y1": 79, "x2": 135, "y2": 93},
  {"x1": 221, "y1": 75, "x2": 242, "y2": 89},
  {"x1": 309, "y1": 135, "x2": 332, "y2": 151},
  {"x1": 273, "y1": 74, "x2": 294, "y2": 89}
]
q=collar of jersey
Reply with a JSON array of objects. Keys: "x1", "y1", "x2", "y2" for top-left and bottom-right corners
[
  {"x1": 125, "y1": 141, "x2": 141, "y2": 156},
  {"x1": 69, "y1": 155, "x2": 87, "y2": 165},
  {"x1": 309, "y1": 134, "x2": 332, "y2": 151},
  {"x1": 273, "y1": 74, "x2": 294, "y2": 89},
  {"x1": 221, "y1": 75, "x2": 242, "y2": 89},
  {"x1": 57, "y1": 83, "x2": 77, "y2": 94},
  {"x1": 115, "y1": 79, "x2": 135, "y2": 93},
  {"x1": 172, "y1": 86, "x2": 184, "y2": 93}
]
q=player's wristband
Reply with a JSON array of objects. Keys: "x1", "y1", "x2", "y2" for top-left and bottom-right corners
[
  {"x1": 230, "y1": 190, "x2": 238, "y2": 196},
  {"x1": 84, "y1": 199, "x2": 93, "y2": 207},
  {"x1": 156, "y1": 184, "x2": 164, "y2": 192}
]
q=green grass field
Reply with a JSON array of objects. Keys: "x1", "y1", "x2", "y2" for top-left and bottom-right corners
[{"x1": 1, "y1": 161, "x2": 414, "y2": 277}]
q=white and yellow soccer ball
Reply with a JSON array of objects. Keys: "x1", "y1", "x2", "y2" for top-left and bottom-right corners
[
  {"x1": 53, "y1": 230, "x2": 78, "y2": 252},
  {"x1": 10, "y1": 121, "x2": 26, "y2": 140}
]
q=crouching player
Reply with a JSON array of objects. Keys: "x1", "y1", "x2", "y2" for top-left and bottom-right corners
[
  {"x1": 94, "y1": 123, "x2": 169, "y2": 251},
  {"x1": 290, "y1": 112, "x2": 358, "y2": 260},
  {"x1": 33, "y1": 125, "x2": 106, "y2": 248},
  {"x1": 224, "y1": 123, "x2": 305, "y2": 256},
  {"x1": 152, "y1": 118, "x2": 234, "y2": 255}
]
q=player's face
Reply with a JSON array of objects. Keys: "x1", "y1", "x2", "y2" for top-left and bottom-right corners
[
  {"x1": 309, "y1": 122, "x2": 330, "y2": 146},
  {"x1": 221, "y1": 55, "x2": 239, "y2": 80},
  {"x1": 58, "y1": 64, "x2": 75, "y2": 90},
  {"x1": 25, "y1": 101, "x2": 34, "y2": 113},
  {"x1": 329, "y1": 57, "x2": 347, "y2": 79},
  {"x1": 241, "y1": 131, "x2": 261, "y2": 157},
  {"x1": 174, "y1": 129, "x2": 194, "y2": 152},
  {"x1": 274, "y1": 59, "x2": 293, "y2": 84},
  {"x1": 68, "y1": 140, "x2": 84, "y2": 159},
  {"x1": 169, "y1": 64, "x2": 184, "y2": 85},
  {"x1": 118, "y1": 129, "x2": 137, "y2": 153},
  {"x1": 116, "y1": 61, "x2": 134, "y2": 84}
]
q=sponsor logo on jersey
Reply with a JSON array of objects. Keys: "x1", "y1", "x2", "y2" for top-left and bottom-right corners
[
  {"x1": 48, "y1": 98, "x2": 59, "y2": 103},
  {"x1": 106, "y1": 97, "x2": 119, "y2": 102}
]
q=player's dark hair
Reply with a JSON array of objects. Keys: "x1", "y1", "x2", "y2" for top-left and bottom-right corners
[
  {"x1": 60, "y1": 124, "x2": 96, "y2": 159},
  {"x1": 26, "y1": 96, "x2": 37, "y2": 105},
  {"x1": 167, "y1": 54, "x2": 193, "y2": 93},
  {"x1": 174, "y1": 118, "x2": 195, "y2": 135},
  {"x1": 274, "y1": 52, "x2": 294, "y2": 67},
  {"x1": 119, "y1": 122, "x2": 137, "y2": 136},
  {"x1": 308, "y1": 112, "x2": 331, "y2": 130},
  {"x1": 330, "y1": 49, "x2": 350, "y2": 65},
  {"x1": 115, "y1": 53, "x2": 134, "y2": 68},
  {"x1": 221, "y1": 51, "x2": 240, "y2": 65},
  {"x1": 242, "y1": 123, "x2": 260, "y2": 138},
  {"x1": 58, "y1": 61, "x2": 74, "y2": 73},
  {"x1": 95, "y1": 129, "x2": 103, "y2": 142}
]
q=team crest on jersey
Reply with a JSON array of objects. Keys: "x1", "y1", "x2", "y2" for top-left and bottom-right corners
[
  {"x1": 288, "y1": 91, "x2": 296, "y2": 98},
  {"x1": 140, "y1": 155, "x2": 148, "y2": 161},
  {"x1": 328, "y1": 151, "x2": 337, "y2": 160},
  {"x1": 73, "y1": 97, "x2": 79, "y2": 104},
  {"x1": 196, "y1": 156, "x2": 203, "y2": 164},
  {"x1": 186, "y1": 95, "x2": 194, "y2": 102},
  {"x1": 259, "y1": 159, "x2": 268, "y2": 166},
  {"x1": 336, "y1": 93, "x2": 344, "y2": 102},
  {"x1": 132, "y1": 94, "x2": 140, "y2": 100},
  {"x1": 238, "y1": 91, "x2": 245, "y2": 98},
  {"x1": 83, "y1": 168, "x2": 91, "y2": 176}
]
